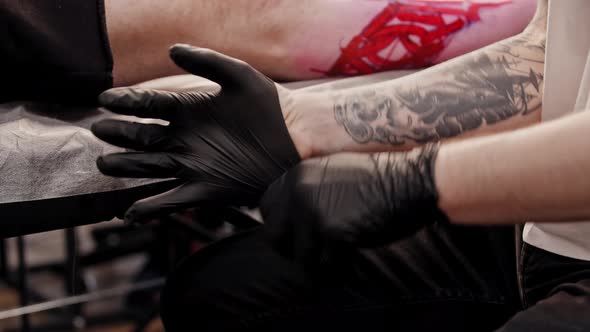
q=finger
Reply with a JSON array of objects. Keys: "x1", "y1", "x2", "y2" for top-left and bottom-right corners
[
  {"x1": 260, "y1": 178, "x2": 298, "y2": 257},
  {"x1": 91, "y1": 119, "x2": 169, "y2": 151},
  {"x1": 97, "y1": 152, "x2": 178, "y2": 178},
  {"x1": 124, "y1": 182, "x2": 221, "y2": 224},
  {"x1": 98, "y1": 87, "x2": 180, "y2": 120},
  {"x1": 169, "y1": 44, "x2": 254, "y2": 88}
]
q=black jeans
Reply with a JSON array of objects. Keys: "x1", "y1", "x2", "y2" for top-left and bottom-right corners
[
  {"x1": 161, "y1": 224, "x2": 590, "y2": 332},
  {"x1": 161, "y1": 223, "x2": 522, "y2": 331},
  {"x1": 497, "y1": 243, "x2": 590, "y2": 332}
]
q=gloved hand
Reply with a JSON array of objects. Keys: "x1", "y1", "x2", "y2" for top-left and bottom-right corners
[
  {"x1": 91, "y1": 44, "x2": 301, "y2": 224},
  {"x1": 260, "y1": 143, "x2": 449, "y2": 262}
]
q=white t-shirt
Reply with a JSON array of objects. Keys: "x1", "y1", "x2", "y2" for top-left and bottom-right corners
[{"x1": 523, "y1": 0, "x2": 590, "y2": 261}]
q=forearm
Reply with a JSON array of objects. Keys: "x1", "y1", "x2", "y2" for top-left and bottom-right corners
[
  {"x1": 106, "y1": 0, "x2": 536, "y2": 86},
  {"x1": 287, "y1": 6, "x2": 546, "y2": 158},
  {"x1": 106, "y1": 0, "x2": 290, "y2": 86},
  {"x1": 436, "y1": 110, "x2": 590, "y2": 225}
]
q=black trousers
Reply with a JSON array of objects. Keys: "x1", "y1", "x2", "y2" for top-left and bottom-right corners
[
  {"x1": 160, "y1": 224, "x2": 590, "y2": 332},
  {"x1": 498, "y1": 243, "x2": 590, "y2": 332}
]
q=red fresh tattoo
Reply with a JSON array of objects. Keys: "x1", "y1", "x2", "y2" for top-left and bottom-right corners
[{"x1": 317, "y1": 0, "x2": 511, "y2": 76}]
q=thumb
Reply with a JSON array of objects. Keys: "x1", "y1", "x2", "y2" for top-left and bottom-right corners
[
  {"x1": 124, "y1": 182, "x2": 222, "y2": 224},
  {"x1": 169, "y1": 44, "x2": 254, "y2": 89}
]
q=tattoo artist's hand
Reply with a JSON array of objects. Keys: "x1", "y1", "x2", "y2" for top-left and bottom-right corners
[
  {"x1": 91, "y1": 44, "x2": 301, "y2": 224},
  {"x1": 260, "y1": 143, "x2": 448, "y2": 263}
]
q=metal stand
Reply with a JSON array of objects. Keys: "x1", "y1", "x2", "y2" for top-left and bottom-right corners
[
  {"x1": 0, "y1": 278, "x2": 166, "y2": 332},
  {"x1": 16, "y1": 236, "x2": 31, "y2": 332},
  {"x1": 1, "y1": 228, "x2": 165, "y2": 332},
  {"x1": 0, "y1": 238, "x2": 7, "y2": 280},
  {"x1": 64, "y1": 228, "x2": 86, "y2": 328}
]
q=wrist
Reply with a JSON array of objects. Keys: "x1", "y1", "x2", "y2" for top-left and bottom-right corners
[
  {"x1": 280, "y1": 88, "x2": 406, "y2": 159},
  {"x1": 277, "y1": 86, "x2": 313, "y2": 159},
  {"x1": 433, "y1": 143, "x2": 458, "y2": 224},
  {"x1": 384, "y1": 143, "x2": 450, "y2": 225},
  {"x1": 417, "y1": 143, "x2": 450, "y2": 225},
  {"x1": 522, "y1": 0, "x2": 547, "y2": 36},
  {"x1": 278, "y1": 87, "x2": 346, "y2": 159}
]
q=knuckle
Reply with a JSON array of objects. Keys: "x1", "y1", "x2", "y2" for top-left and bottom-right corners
[
  {"x1": 136, "y1": 125, "x2": 153, "y2": 146},
  {"x1": 129, "y1": 200, "x2": 150, "y2": 216},
  {"x1": 188, "y1": 47, "x2": 212, "y2": 59},
  {"x1": 232, "y1": 58, "x2": 251, "y2": 70},
  {"x1": 233, "y1": 60, "x2": 261, "y2": 81}
]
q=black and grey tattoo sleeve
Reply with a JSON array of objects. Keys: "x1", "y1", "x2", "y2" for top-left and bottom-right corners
[{"x1": 334, "y1": 36, "x2": 545, "y2": 145}]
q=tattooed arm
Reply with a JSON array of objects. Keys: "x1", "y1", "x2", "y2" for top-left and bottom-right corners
[
  {"x1": 105, "y1": 0, "x2": 535, "y2": 86},
  {"x1": 285, "y1": 0, "x2": 547, "y2": 158}
]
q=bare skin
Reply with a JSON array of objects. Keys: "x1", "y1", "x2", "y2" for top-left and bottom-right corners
[
  {"x1": 436, "y1": 100, "x2": 590, "y2": 225},
  {"x1": 104, "y1": 0, "x2": 537, "y2": 86}
]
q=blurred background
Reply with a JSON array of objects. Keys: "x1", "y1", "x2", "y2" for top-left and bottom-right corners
[{"x1": 0, "y1": 208, "x2": 258, "y2": 332}]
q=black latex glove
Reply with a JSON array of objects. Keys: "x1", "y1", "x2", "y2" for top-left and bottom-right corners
[
  {"x1": 260, "y1": 143, "x2": 449, "y2": 263},
  {"x1": 91, "y1": 44, "x2": 300, "y2": 224}
]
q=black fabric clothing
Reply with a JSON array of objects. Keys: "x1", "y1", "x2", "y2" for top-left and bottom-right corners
[
  {"x1": 0, "y1": 0, "x2": 113, "y2": 104},
  {"x1": 497, "y1": 244, "x2": 590, "y2": 331},
  {"x1": 161, "y1": 225, "x2": 590, "y2": 332},
  {"x1": 161, "y1": 224, "x2": 521, "y2": 331}
]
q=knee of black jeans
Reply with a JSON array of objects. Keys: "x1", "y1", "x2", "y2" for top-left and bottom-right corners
[
  {"x1": 160, "y1": 253, "x2": 240, "y2": 332},
  {"x1": 159, "y1": 233, "x2": 264, "y2": 331},
  {"x1": 160, "y1": 276, "x2": 185, "y2": 332},
  {"x1": 160, "y1": 267, "x2": 189, "y2": 332},
  {"x1": 159, "y1": 261, "x2": 234, "y2": 332}
]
